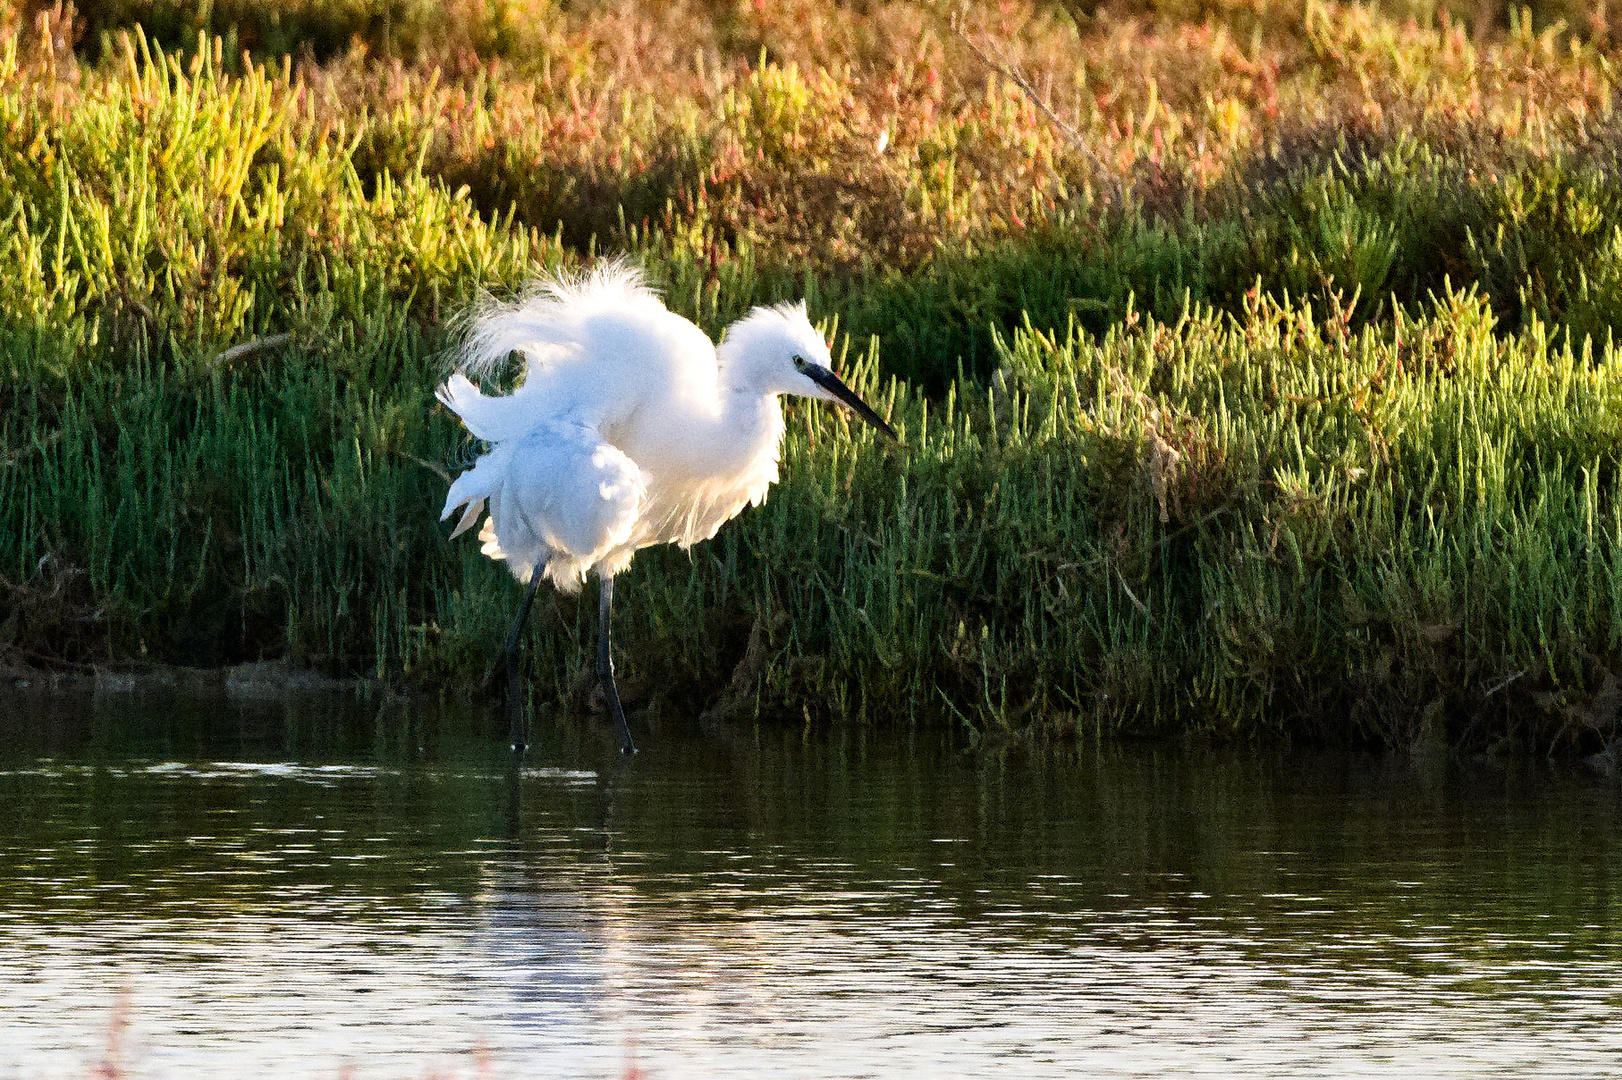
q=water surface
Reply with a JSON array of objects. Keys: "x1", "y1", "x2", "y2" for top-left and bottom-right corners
[{"x1": 2, "y1": 695, "x2": 1620, "y2": 1078}]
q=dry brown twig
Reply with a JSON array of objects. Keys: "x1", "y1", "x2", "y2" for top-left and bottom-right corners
[
  {"x1": 948, "y1": 7, "x2": 1108, "y2": 175},
  {"x1": 209, "y1": 332, "x2": 295, "y2": 367}
]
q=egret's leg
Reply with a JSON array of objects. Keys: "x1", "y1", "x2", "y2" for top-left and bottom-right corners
[
  {"x1": 505, "y1": 564, "x2": 545, "y2": 758},
  {"x1": 597, "y1": 574, "x2": 637, "y2": 755}
]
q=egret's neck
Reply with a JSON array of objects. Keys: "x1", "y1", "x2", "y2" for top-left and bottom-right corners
[
  {"x1": 684, "y1": 345, "x2": 787, "y2": 476},
  {"x1": 714, "y1": 353, "x2": 785, "y2": 428},
  {"x1": 720, "y1": 385, "x2": 787, "y2": 457}
]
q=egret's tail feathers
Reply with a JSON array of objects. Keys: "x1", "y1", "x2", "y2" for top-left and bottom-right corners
[
  {"x1": 458, "y1": 259, "x2": 661, "y2": 381},
  {"x1": 441, "y1": 444, "x2": 510, "y2": 543},
  {"x1": 441, "y1": 424, "x2": 645, "y2": 593}
]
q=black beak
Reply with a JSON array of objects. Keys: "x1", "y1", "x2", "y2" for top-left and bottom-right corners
[{"x1": 804, "y1": 364, "x2": 900, "y2": 443}]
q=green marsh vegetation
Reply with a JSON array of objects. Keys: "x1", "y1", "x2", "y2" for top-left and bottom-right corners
[{"x1": 4, "y1": 0, "x2": 1622, "y2": 753}]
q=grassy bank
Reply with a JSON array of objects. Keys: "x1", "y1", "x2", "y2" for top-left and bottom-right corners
[{"x1": 5, "y1": 1, "x2": 1622, "y2": 752}]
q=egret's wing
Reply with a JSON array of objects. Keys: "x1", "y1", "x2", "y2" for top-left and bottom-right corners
[
  {"x1": 437, "y1": 373, "x2": 534, "y2": 443},
  {"x1": 459, "y1": 260, "x2": 664, "y2": 380},
  {"x1": 445, "y1": 263, "x2": 717, "y2": 441},
  {"x1": 441, "y1": 423, "x2": 645, "y2": 590}
]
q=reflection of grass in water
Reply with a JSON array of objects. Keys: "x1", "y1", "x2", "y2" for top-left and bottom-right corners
[{"x1": 3, "y1": 6, "x2": 1622, "y2": 750}]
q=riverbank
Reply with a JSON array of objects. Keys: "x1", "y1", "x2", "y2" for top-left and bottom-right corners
[
  {"x1": 0, "y1": 655, "x2": 363, "y2": 698},
  {"x1": 5, "y1": 2, "x2": 1622, "y2": 752}
]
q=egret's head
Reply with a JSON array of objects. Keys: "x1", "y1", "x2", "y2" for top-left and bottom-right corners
[{"x1": 720, "y1": 301, "x2": 899, "y2": 441}]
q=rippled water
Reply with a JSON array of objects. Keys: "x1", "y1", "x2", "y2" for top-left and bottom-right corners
[{"x1": 2, "y1": 696, "x2": 1622, "y2": 1079}]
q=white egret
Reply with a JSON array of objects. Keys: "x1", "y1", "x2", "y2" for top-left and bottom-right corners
[{"x1": 438, "y1": 262, "x2": 898, "y2": 755}]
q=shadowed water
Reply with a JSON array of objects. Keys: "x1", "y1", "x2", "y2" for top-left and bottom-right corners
[{"x1": 2, "y1": 696, "x2": 1621, "y2": 1079}]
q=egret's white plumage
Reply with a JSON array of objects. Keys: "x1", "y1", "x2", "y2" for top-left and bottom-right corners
[
  {"x1": 438, "y1": 262, "x2": 889, "y2": 593},
  {"x1": 439, "y1": 261, "x2": 897, "y2": 756}
]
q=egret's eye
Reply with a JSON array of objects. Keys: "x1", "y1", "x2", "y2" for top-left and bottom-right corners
[{"x1": 792, "y1": 354, "x2": 807, "y2": 370}]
